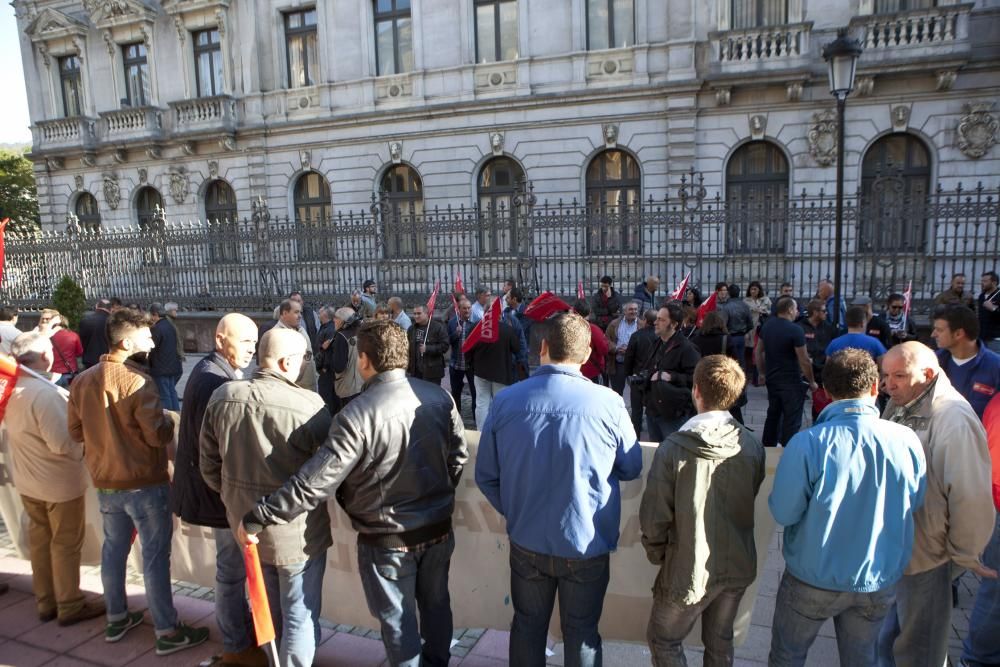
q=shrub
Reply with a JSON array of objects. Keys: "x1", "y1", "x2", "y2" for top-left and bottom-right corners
[{"x1": 51, "y1": 275, "x2": 86, "y2": 330}]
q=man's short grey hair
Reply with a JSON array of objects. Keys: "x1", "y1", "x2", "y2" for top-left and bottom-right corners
[
  {"x1": 149, "y1": 302, "x2": 165, "y2": 317},
  {"x1": 351, "y1": 289, "x2": 362, "y2": 298},
  {"x1": 164, "y1": 302, "x2": 179, "y2": 314},
  {"x1": 11, "y1": 332, "x2": 52, "y2": 365},
  {"x1": 334, "y1": 307, "x2": 356, "y2": 322},
  {"x1": 475, "y1": 286, "x2": 490, "y2": 297},
  {"x1": 387, "y1": 296, "x2": 403, "y2": 309},
  {"x1": 321, "y1": 305, "x2": 337, "y2": 320}
]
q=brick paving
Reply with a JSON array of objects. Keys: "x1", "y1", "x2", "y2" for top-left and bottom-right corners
[{"x1": 0, "y1": 364, "x2": 982, "y2": 665}]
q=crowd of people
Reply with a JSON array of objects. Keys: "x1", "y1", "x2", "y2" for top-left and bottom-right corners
[{"x1": 0, "y1": 269, "x2": 998, "y2": 667}]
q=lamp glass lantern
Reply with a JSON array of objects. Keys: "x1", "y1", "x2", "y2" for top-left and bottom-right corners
[{"x1": 823, "y1": 29, "x2": 863, "y2": 100}]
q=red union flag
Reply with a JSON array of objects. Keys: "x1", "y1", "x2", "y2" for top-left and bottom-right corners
[
  {"x1": 696, "y1": 291, "x2": 718, "y2": 327},
  {"x1": 0, "y1": 353, "x2": 19, "y2": 424},
  {"x1": 669, "y1": 272, "x2": 691, "y2": 302},
  {"x1": 523, "y1": 291, "x2": 572, "y2": 322},
  {"x1": 454, "y1": 270, "x2": 465, "y2": 295},
  {"x1": 461, "y1": 296, "x2": 502, "y2": 354}
]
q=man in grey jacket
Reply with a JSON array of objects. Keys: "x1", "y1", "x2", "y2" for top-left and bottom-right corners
[
  {"x1": 238, "y1": 319, "x2": 468, "y2": 667},
  {"x1": 200, "y1": 328, "x2": 332, "y2": 667},
  {"x1": 640, "y1": 354, "x2": 765, "y2": 665},
  {"x1": 878, "y1": 342, "x2": 996, "y2": 667}
]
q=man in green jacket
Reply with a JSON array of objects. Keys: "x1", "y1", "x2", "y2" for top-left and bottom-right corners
[{"x1": 640, "y1": 354, "x2": 766, "y2": 666}]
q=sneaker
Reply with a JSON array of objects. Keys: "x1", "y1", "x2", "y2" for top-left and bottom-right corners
[
  {"x1": 106, "y1": 610, "x2": 144, "y2": 642},
  {"x1": 155, "y1": 623, "x2": 210, "y2": 656},
  {"x1": 59, "y1": 600, "x2": 106, "y2": 627}
]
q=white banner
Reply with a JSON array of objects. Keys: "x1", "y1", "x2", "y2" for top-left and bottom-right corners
[{"x1": 0, "y1": 429, "x2": 781, "y2": 645}]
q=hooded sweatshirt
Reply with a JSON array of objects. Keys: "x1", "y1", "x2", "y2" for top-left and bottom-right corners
[{"x1": 639, "y1": 411, "x2": 765, "y2": 605}]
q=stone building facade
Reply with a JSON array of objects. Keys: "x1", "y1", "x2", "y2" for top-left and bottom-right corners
[{"x1": 9, "y1": 0, "x2": 1000, "y2": 304}]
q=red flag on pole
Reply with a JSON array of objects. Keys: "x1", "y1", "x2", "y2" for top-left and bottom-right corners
[
  {"x1": 426, "y1": 280, "x2": 440, "y2": 315},
  {"x1": 902, "y1": 280, "x2": 912, "y2": 329},
  {"x1": 450, "y1": 293, "x2": 460, "y2": 319},
  {"x1": 523, "y1": 291, "x2": 572, "y2": 322},
  {"x1": 454, "y1": 270, "x2": 465, "y2": 295},
  {"x1": 669, "y1": 272, "x2": 691, "y2": 302},
  {"x1": 695, "y1": 291, "x2": 718, "y2": 328},
  {"x1": 0, "y1": 218, "x2": 10, "y2": 287},
  {"x1": 577, "y1": 280, "x2": 585, "y2": 300},
  {"x1": 0, "y1": 353, "x2": 20, "y2": 424},
  {"x1": 244, "y1": 544, "x2": 277, "y2": 647},
  {"x1": 461, "y1": 296, "x2": 502, "y2": 353}
]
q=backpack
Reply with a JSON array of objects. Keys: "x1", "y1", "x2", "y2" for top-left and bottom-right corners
[{"x1": 334, "y1": 331, "x2": 365, "y2": 398}]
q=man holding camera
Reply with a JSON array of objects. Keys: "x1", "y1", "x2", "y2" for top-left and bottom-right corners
[{"x1": 638, "y1": 304, "x2": 701, "y2": 441}]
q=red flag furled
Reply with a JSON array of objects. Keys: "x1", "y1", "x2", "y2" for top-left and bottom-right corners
[
  {"x1": 461, "y1": 296, "x2": 502, "y2": 354},
  {"x1": 426, "y1": 280, "x2": 440, "y2": 315},
  {"x1": 450, "y1": 293, "x2": 460, "y2": 319},
  {"x1": 523, "y1": 291, "x2": 572, "y2": 322},
  {"x1": 0, "y1": 353, "x2": 19, "y2": 424},
  {"x1": 244, "y1": 544, "x2": 277, "y2": 647},
  {"x1": 669, "y1": 272, "x2": 691, "y2": 302},
  {"x1": 902, "y1": 280, "x2": 912, "y2": 329},
  {"x1": 0, "y1": 218, "x2": 9, "y2": 287},
  {"x1": 454, "y1": 270, "x2": 465, "y2": 295},
  {"x1": 695, "y1": 291, "x2": 718, "y2": 328},
  {"x1": 577, "y1": 280, "x2": 585, "y2": 300}
]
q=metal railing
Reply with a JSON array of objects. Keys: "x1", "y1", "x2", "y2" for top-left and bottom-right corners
[{"x1": 1, "y1": 180, "x2": 996, "y2": 314}]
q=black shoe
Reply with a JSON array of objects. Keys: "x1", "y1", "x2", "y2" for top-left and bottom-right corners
[
  {"x1": 39, "y1": 609, "x2": 57, "y2": 623},
  {"x1": 0, "y1": 582, "x2": 8, "y2": 595}
]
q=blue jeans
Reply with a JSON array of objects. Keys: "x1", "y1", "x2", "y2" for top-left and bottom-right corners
[
  {"x1": 153, "y1": 374, "x2": 180, "y2": 411},
  {"x1": 646, "y1": 414, "x2": 688, "y2": 443},
  {"x1": 770, "y1": 571, "x2": 894, "y2": 667},
  {"x1": 509, "y1": 542, "x2": 610, "y2": 667},
  {"x1": 647, "y1": 586, "x2": 746, "y2": 666},
  {"x1": 262, "y1": 553, "x2": 326, "y2": 667},
  {"x1": 357, "y1": 533, "x2": 455, "y2": 667},
  {"x1": 763, "y1": 380, "x2": 807, "y2": 446},
  {"x1": 877, "y1": 561, "x2": 953, "y2": 667},
  {"x1": 964, "y1": 512, "x2": 1000, "y2": 665},
  {"x1": 214, "y1": 528, "x2": 253, "y2": 654},
  {"x1": 97, "y1": 484, "x2": 178, "y2": 635}
]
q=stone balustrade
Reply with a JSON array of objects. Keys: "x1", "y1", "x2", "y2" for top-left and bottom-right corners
[
  {"x1": 854, "y1": 4, "x2": 970, "y2": 50},
  {"x1": 169, "y1": 95, "x2": 238, "y2": 136},
  {"x1": 716, "y1": 23, "x2": 812, "y2": 63},
  {"x1": 99, "y1": 106, "x2": 165, "y2": 143},
  {"x1": 33, "y1": 117, "x2": 98, "y2": 151}
]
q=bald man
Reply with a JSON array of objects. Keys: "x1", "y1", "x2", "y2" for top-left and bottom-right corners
[
  {"x1": 877, "y1": 342, "x2": 996, "y2": 667},
  {"x1": 201, "y1": 329, "x2": 332, "y2": 667},
  {"x1": 172, "y1": 313, "x2": 264, "y2": 666}
]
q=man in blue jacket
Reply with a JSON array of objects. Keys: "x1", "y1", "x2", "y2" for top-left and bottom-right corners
[
  {"x1": 932, "y1": 304, "x2": 1000, "y2": 420},
  {"x1": 768, "y1": 348, "x2": 926, "y2": 667},
  {"x1": 476, "y1": 312, "x2": 642, "y2": 667}
]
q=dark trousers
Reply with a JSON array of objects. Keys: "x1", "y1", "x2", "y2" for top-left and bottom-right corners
[
  {"x1": 449, "y1": 366, "x2": 476, "y2": 411},
  {"x1": 647, "y1": 586, "x2": 746, "y2": 667},
  {"x1": 357, "y1": 534, "x2": 455, "y2": 667},
  {"x1": 509, "y1": 542, "x2": 610, "y2": 667},
  {"x1": 611, "y1": 365, "x2": 627, "y2": 396},
  {"x1": 629, "y1": 388, "x2": 645, "y2": 436},
  {"x1": 763, "y1": 380, "x2": 808, "y2": 446},
  {"x1": 317, "y1": 370, "x2": 341, "y2": 415}
]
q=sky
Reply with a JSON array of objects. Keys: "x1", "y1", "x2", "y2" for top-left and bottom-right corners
[{"x1": 0, "y1": 3, "x2": 32, "y2": 146}]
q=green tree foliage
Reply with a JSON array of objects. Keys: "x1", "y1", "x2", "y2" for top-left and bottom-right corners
[
  {"x1": 52, "y1": 275, "x2": 86, "y2": 330},
  {"x1": 0, "y1": 149, "x2": 40, "y2": 233}
]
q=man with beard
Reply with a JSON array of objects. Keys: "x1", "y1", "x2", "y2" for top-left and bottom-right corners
[{"x1": 407, "y1": 305, "x2": 449, "y2": 386}]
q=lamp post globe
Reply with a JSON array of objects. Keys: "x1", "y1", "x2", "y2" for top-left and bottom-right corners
[{"x1": 822, "y1": 28, "x2": 862, "y2": 331}]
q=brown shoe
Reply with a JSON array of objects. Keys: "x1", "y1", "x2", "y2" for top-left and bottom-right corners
[
  {"x1": 39, "y1": 609, "x2": 57, "y2": 622},
  {"x1": 58, "y1": 600, "x2": 106, "y2": 627},
  {"x1": 0, "y1": 582, "x2": 8, "y2": 595},
  {"x1": 221, "y1": 645, "x2": 269, "y2": 666}
]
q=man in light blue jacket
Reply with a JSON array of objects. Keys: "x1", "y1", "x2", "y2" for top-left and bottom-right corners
[
  {"x1": 768, "y1": 348, "x2": 926, "y2": 667},
  {"x1": 476, "y1": 312, "x2": 642, "y2": 667}
]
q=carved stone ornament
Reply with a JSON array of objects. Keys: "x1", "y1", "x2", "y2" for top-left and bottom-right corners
[
  {"x1": 855, "y1": 75, "x2": 875, "y2": 97},
  {"x1": 749, "y1": 114, "x2": 767, "y2": 141},
  {"x1": 112, "y1": 148, "x2": 126, "y2": 164},
  {"x1": 74, "y1": 174, "x2": 84, "y2": 191},
  {"x1": 102, "y1": 173, "x2": 121, "y2": 210},
  {"x1": 786, "y1": 81, "x2": 805, "y2": 103},
  {"x1": 208, "y1": 160, "x2": 219, "y2": 178},
  {"x1": 807, "y1": 110, "x2": 838, "y2": 167},
  {"x1": 81, "y1": 153, "x2": 97, "y2": 167},
  {"x1": 138, "y1": 167, "x2": 147, "y2": 183},
  {"x1": 957, "y1": 103, "x2": 998, "y2": 160},
  {"x1": 180, "y1": 141, "x2": 195, "y2": 156},
  {"x1": 300, "y1": 150, "x2": 311, "y2": 170},
  {"x1": 169, "y1": 168, "x2": 189, "y2": 204},
  {"x1": 489, "y1": 132, "x2": 504, "y2": 156},
  {"x1": 936, "y1": 69, "x2": 957, "y2": 92},
  {"x1": 389, "y1": 141, "x2": 402, "y2": 164},
  {"x1": 84, "y1": 0, "x2": 157, "y2": 28},
  {"x1": 219, "y1": 135, "x2": 236, "y2": 152},
  {"x1": 46, "y1": 157, "x2": 63, "y2": 171},
  {"x1": 145, "y1": 145, "x2": 162, "y2": 160},
  {"x1": 602, "y1": 123, "x2": 619, "y2": 147},
  {"x1": 891, "y1": 105, "x2": 911, "y2": 132},
  {"x1": 715, "y1": 87, "x2": 731, "y2": 107}
]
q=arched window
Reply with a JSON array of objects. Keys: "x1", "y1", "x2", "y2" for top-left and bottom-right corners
[
  {"x1": 379, "y1": 165, "x2": 424, "y2": 258},
  {"x1": 477, "y1": 157, "x2": 524, "y2": 256},
  {"x1": 585, "y1": 149, "x2": 641, "y2": 254},
  {"x1": 860, "y1": 134, "x2": 930, "y2": 253},
  {"x1": 135, "y1": 186, "x2": 164, "y2": 264},
  {"x1": 75, "y1": 192, "x2": 101, "y2": 231},
  {"x1": 293, "y1": 171, "x2": 332, "y2": 261},
  {"x1": 205, "y1": 179, "x2": 238, "y2": 263},
  {"x1": 725, "y1": 141, "x2": 789, "y2": 254}
]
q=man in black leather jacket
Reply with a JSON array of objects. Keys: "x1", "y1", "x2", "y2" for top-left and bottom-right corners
[
  {"x1": 640, "y1": 303, "x2": 701, "y2": 441},
  {"x1": 239, "y1": 319, "x2": 468, "y2": 667}
]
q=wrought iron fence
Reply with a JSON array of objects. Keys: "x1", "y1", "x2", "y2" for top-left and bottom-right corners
[{"x1": 1, "y1": 180, "x2": 997, "y2": 315}]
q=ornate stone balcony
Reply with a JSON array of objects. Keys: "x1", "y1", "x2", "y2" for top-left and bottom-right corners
[
  {"x1": 709, "y1": 22, "x2": 813, "y2": 76},
  {"x1": 849, "y1": 4, "x2": 972, "y2": 70},
  {"x1": 32, "y1": 117, "x2": 98, "y2": 153},
  {"x1": 99, "y1": 107, "x2": 165, "y2": 144},
  {"x1": 169, "y1": 95, "x2": 238, "y2": 138}
]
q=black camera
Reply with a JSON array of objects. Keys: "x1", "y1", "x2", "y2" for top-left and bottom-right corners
[{"x1": 628, "y1": 370, "x2": 651, "y2": 388}]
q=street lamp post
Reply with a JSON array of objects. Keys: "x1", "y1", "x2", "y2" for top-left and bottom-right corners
[{"x1": 822, "y1": 28, "x2": 862, "y2": 331}]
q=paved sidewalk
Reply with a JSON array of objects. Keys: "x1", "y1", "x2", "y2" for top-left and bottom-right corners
[{"x1": 0, "y1": 370, "x2": 982, "y2": 665}]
